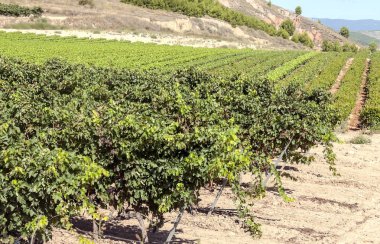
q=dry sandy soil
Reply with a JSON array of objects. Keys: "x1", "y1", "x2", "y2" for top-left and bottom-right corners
[
  {"x1": 49, "y1": 131, "x2": 380, "y2": 243},
  {"x1": 0, "y1": 28, "x2": 259, "y2": 49}
]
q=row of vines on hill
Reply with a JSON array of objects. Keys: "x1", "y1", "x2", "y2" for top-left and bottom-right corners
[
  {"x1": 275, "y1": 52, "x2": 337, "y2": 88},
  {"x1": 0, "y1": 32, "x2": 312, "y2": 77},
  {"x1": 361, "y1": 53, "x2": 380, "y2": 129},
  {"x1": 305, "y1": 53, "x2": 352, "y2": 91},
  {"x1": 0, "y1": 55, "x2": 340, "y2": 243},
  {"x1": 266, "y1": 52, "x2": 319, "y2": 82},
  {"x1": 332, "y1": 52, "x2": 369, "y2": 121}
]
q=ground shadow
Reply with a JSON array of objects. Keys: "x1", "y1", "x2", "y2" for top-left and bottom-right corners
[
  {"x1": 72, "y1": 218, "x2": 199, "y2": 243},
  {"x1": 195, "y1": 207, "x2": 238, "y2": 217},
  {"x1": 277, "y1": 165, "x2": 300, "y2": 172},
  {"x1": 266, "y1": 186, "x2": 294, "y2": 195}
]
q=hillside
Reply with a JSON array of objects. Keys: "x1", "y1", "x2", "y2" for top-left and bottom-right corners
[
  {"x1": 360, "y1": 31, "x2": 380, "y2": 42},
  {"x1": 350, "y1": 31, "x2": 380, "y2": 46},
  {"x1": 0, "y1": 0, "x2": 353, "y2": 50},
  {"x1": 217, "y1": 0, "x2": 351, "y2": 48},
  {"x1": 0, "y1": 0, "x2": 302, "y2": 50}
]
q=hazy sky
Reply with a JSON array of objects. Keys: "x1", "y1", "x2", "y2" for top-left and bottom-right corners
[{"x1": 271, "y1": 0, "x2": 379, "y2": 20}]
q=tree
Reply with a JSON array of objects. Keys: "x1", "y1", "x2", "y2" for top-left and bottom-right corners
[
  {"x1": 342, "y1": 43, "x2": 358, "y2": 53},
  {"x1": 339, "y1": 27, "x2": 350, "y2": 38},
  {"x1": 292, "y1": 32, "x2": 314, "y2": 48},
  {"x1": 369, "y1": 42, "x2": 378, "y2": 53},
  {"x1": 267, "y1": 1, "x2": 272, "y2": 7},
  {"x1": 280, "y1": 18, "x2": 295, "y2": 36},
  {"x1": 298, "y1": 32, "x2": 314, "y2": 48},
  {"x1": 295, "y1": 6, "x2": 302, "y2": 16},
  {"x1": 322, "y1": 40, "x2": 342, "y2": 52}
]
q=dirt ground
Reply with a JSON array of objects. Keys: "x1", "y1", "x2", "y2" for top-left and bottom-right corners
[
  {"x1": 49, "y1": 131, "x2": 380, "y2": 243},
  {"x1": 0, "y1": 28, "x2": 259, "y2": 49}
]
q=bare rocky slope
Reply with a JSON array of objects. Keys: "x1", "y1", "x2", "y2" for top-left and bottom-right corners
[
  {"x1": 218, "y1": 0, "x2": 351, "y2": 48},
  {"x1": 0, "y1": 0, "x2": 352, "y2": 50}
]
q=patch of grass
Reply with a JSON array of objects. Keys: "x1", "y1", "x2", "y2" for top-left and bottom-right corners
[
  {"x1": 0, "y1": 3, "x2": 43, "y2": 17},
  {"x1": 4, "y1": 18, "x2": 64, "y2": 30},
  {"x1": 349, "y1": 135, "x2": 371, "y2": 144}
]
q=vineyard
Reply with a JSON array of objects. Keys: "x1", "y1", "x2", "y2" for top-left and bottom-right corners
[
  {"x1": 0, "y1": 31, "x2": 379, "y2": 243},
  {"x1": 0, "y1": 31, "x2": 306, "y2": 74},
  {"x1": 362, "y1": 52, "x2": 380, "y2": 129}
]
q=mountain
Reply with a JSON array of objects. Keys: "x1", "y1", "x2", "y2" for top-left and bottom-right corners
[
  {"x1": 359, "y1": 31, "x2": 380, "y2": 42},
  {"x1": 317, "y1": 18, "x2": 380, "y2": 31},
  {"x1": 350, "y1": 32, "x2": 380, "y2": 46}
]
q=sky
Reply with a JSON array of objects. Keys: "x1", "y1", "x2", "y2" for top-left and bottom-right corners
[{"x1": 271, "y1": 0, "x2": 380, "y2": 20}]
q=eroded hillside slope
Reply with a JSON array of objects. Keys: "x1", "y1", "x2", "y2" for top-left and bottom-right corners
[{"x1": 218, "y1": 0, "x2": 351, "y2": 48}]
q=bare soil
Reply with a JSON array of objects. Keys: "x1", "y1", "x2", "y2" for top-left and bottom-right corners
[
  {"x1": 0, "y1": 28, "x2": 258, "y2": 49},
  {"x1": 348, "y1": 59, "x2": 371, "y2": 130},
  {"x1": 49, "y1": 131, "x2": 380, "y2": 243},
  {"x1": 330, "y1": 58, "x2": 355, "y2": 94}
]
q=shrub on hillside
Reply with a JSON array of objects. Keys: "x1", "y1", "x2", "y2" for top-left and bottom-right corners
[
  {"x1": 322, "y1": 40, "x2": 342, "y2": 52},
  {"x1": 342, "y1": 42, "x2": 358, "y2": 53},
  {"x1": 369, "y1": 42, "x2": 377, "y2": 53},
  {"x1": 0, "y1": 3, "x2": 43, "y2": 17},
  {"x1": 292, "y1": 32, "x2": 314, "y2": 48},
  {"x1": 322, "y1": 40, "x2": 357, "y2": 52},
  {"x1": 280, "y1": 18, "x2": 295, "y2": 36},
  {"x1": 277, "y1": 28, "x2": 290, "y2": 39},
  {"x1": 78, "y1": 0, "x2": 94, "y2": 7}
]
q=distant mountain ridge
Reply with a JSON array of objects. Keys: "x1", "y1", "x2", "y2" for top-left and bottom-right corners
[
  {"x1": 349, "y1": 31, "x2": 380, "y2": 46},
  {"x1": 317, "y1": 18, "x2": 380, "y2": 31}
]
